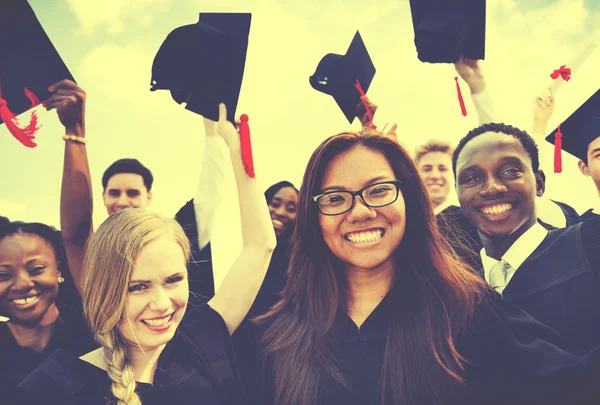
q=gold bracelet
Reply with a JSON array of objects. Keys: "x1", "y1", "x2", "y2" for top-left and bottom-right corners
[{"x1": 62, "y1": 134, "x2": 87, "y2": 144}]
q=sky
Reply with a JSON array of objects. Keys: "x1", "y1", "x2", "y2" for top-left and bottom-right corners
[{"x1": 1, "y1": 0, "x2": 599, "y2": 288}]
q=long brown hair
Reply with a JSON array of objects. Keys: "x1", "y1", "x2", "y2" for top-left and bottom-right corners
[{"x1": 257, "y1": 131, "x2": 486, "y2": 405}]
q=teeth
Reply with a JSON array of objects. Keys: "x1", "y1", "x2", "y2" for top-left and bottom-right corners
[
  {"x1": 272, "y1": 219, "x2": 283, "y2": 226},
  {"x1": 142, "y1": 314, "x2": 172, "y2": 327},
  {"x1": 346, "y1": 230, "x2": 383, "y2": 244},
  {"x1": 12, "y1": 295, "x2": 41, "y2": 305},
  {"x1": 481, "y1": 203, "x2": 512, "y2": 215}
]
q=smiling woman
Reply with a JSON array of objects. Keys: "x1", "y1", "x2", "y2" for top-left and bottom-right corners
[
  {"x1": 0, "y1": 221, "x2": 95, "y2": 402},
  {"x1": 253, "y1": 129, "x2": 600, "y2": 405}
]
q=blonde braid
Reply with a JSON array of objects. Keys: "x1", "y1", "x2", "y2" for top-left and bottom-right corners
[{"x1": 103, "y1": 334, "x2": 142, "y2": 405}]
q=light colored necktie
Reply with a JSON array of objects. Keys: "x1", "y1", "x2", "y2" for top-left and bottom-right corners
[{"x1": 489, "y1": 260, "x2": 511, "y2": 295}]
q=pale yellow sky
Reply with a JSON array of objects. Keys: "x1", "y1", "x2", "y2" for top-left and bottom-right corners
[{"x1": 1, "y1": 0, "x2": 599, "y2": 288}]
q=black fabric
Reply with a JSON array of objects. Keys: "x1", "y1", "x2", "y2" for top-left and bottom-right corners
[
  {"x1": 545, "y1": 89, "x2": 600, "y2": 161},
  {"x1": 150, "y1": 13, "x2": 251, "y2": 123},
  {"x1": 580, "y1": 208, "x2": 599, "y2": 222},
  {"x1": 0, "y1": 293, "x2": 95, "y2": 405},
  {"x1": 174, "y1": 198, "x2": 215, "y2": 306},
  {"x1": 16, "y1": 305, "x2": 245, "y2": 405},
  {"x1": 409, "y1": 0, "x2": 486, "y2": 63},
  {"x1": 499, "y1": 218, "x2": 600, "y2": 353},
  {"x1": 551, "y1": 199, "x2": 582, "y2": 227},
  {"x1": 232, "y1": 233, "x2": 292, "y2": 400},
  {"x1": 256, "y1": 292, "x2": 600, "y2": 405},
  {"x1": 309, "y1": 31, "x2": 376, "y2": 124}
]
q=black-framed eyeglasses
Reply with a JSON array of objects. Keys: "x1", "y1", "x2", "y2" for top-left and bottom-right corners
[{"x1": 312, "y1": 180, "x2": 402, "y2": 216}]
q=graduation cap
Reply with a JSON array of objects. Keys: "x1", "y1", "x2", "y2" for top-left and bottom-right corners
[
  {"x1": 545, "y1": 89, "x2": 600, "y2": 171},
  {"x1": 409, "y1": 0, "x2": 486, "y2": 63},
  {"x1": 0, "y1": 0, "x2": 75, "y2": 147},
  {"x1": 150, "y1": 13, "x2": 251, "y2": 123},
  {"x1": 309, "y1": 31, "x2": 376, "y2": 124}
]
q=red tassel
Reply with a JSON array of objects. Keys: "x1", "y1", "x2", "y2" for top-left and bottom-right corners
[
  {"x1": 455, "y1": 77, "x2": 467, "y2": 116},
  {"x1": 0, "y1": 79, "x2": 41, "y2": 148},
  {"x1": 353, "y1": 80, "x2": 376, "y2": 129},
  {"x1": 24, "y1": 87, "x2": 41, "y2": 108},
  {"x1": 239, "y1": 114, "x2": 255, "y2": 178},
  {"x1": 554, "y1": 124, "x2": 563, "y2": 173}
]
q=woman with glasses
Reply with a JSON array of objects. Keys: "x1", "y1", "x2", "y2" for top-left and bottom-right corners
[{"x1": 254, "y1": 129, "x2": 600, "y2": 405}]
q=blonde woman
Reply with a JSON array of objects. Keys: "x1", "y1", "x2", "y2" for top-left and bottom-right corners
[{"x1": 17, "y1": 104, "x2": 276, "y2": 405}]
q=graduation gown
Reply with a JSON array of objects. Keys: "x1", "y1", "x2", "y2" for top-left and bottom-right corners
[
  {"x1": 581, "y1": 209, "x2": 600, "y2": 222},
  {"x1": 255, "y1": 292, "x2": 600, "y2": 405},
  {"x1": 16, "y1": 305, "x2": 245, "y2": 405},
  {"x1": 175, "y1": 198, "x2": 215, "y2": 306},
  {"x1": 497, "y1": 217, "x2": 600, "y2": 353}
]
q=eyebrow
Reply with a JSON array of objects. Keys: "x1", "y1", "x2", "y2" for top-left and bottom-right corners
[
  {"x1": 129, "y1": 272, "x2": 184, "y2": 284},
  {"x1": 590, "y1": 148, "x2": 600, "y2": 155},
  {"x1": 321, "y1": 176, "x2": 391, "y2": 193},
  {"x1": 459, "y1": 156, "x2": 524, "y2": 175}
]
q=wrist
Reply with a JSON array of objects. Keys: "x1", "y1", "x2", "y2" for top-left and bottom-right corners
[
  {"x1": 467, "y1": 79, "x2": 487, "y2": 95},
  {"x1": 65, "y1": 124, "x2": 84, "y2": 138}
]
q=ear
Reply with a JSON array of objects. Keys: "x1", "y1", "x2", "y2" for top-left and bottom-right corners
[
  {"x1": 578, "y1": 160, "x2": 591, "y2": 177},
  {"x1": 534, "y1": 171, "x2": 545, "y2": 197},
  {"x1": 147, "y1": 190, "x2": 153, "y2": 204}
]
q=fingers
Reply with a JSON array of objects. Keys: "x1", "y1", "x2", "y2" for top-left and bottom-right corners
[
  {"x1": 218, "y1": 103, "x2": 227, "y2": 122},
  {"x1": 49, "y1": 79, "x2": 79, "y2": 92},
  {"x1": 43, "y1": 94, "x2": 79, "y2": 111}
]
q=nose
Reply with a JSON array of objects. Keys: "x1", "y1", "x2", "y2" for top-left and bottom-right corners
[
  {"x1": 429, "y1": 168, "x2": 441, "y2": 179},
  {"x1": 148, "y1": 286, "x2": 172, "y2": 312},
  {"x1": 116, "y1": 194, "x2": 130, "y2": 207},
  {"x1": 12, "y1": 273, "x2": 35, "y2": 292},
  {"x1": 479, "y1": 177, "x2": 508, "y2": 198},
  {"x1": 346, "y1": 195, "x2": 377, "y2": 223},
  {"x1": 274, "y1": 205, "x2": 287, "y2": 219}
]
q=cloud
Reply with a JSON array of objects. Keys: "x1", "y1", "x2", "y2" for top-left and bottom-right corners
[{"x1": 66, "y1": 0, "x2": 174, "y2": 35}]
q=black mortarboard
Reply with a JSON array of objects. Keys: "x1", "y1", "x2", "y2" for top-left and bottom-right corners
[
  {"x1": 309, "y1": 31, "x2": 376, "y2": 124},
  {"x1": 150, "y1": 13, "x2": 251, "y2": 123},
  {"x1": 409, "y1": 0, "x2": 486, "y2": 63},
  {"x1": 545, "y1": 89, "x2": 600, "y2": 162},
  {"x1": 0, "y1": 0, "x2": 75, "y2": 126}
]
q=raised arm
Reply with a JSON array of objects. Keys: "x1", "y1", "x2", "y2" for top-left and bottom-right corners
[
  {"x1": 193, "y1": 118, "x2": 227, "y2": 250},
  {"x1": 45, "y1": 80, "x2": 92, "y2": 292},
  {"x1": 207, "y1": 104, "x2": 277, "y2": 335},
  {"x1": 454, "y1": 57, "x2": 498, "y2": 125}
]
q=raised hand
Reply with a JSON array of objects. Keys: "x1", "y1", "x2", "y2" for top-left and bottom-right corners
[
  {"x1": 454, "y1": 56, "x2": 486, "y2": 94},
  {"x1": 531, "y1": 90, "x2": 555, "y2": 136},
  {"x1": 44, "y1": 79, "x2": 85, "y2": 135},
  {"x1": 216, "y1": 103, "x2": 240, "y2": 150},
  {"x1": 356, "y1": 95, "x2": 378, "y2": 128}
]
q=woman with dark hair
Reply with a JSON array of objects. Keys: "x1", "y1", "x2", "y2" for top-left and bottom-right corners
[
  {"x1": 255, "y1": 129, "x2": 600, "y2": 405},
  {"x1": 0, "y1": 221, "x2": 95, "y2": 402}
]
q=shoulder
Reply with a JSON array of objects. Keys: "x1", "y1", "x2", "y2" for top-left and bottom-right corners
[
  {"x1": 17, "y1": 347, "x2": 107, "y2": 405},
  {"x1": 179, "y1": 304, "x2": 231, "y2": 355}
]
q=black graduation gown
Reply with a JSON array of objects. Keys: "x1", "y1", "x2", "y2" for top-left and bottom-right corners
[
  {"x1": 16, "y1": 305, "x2": 245, "y2": 405},
  {"x1": 255, "y1": 292, "x2": 600, "y2": 405},
  {"x1": 495, "y1": 217, "x2": 600, "y2": 353},
  {"x1": 581, "y1": 209, "x2": 600, "y2": 222},
  {"x1": 174, "y1": 198, "x2": 215, "y2": 306},
  {"x1": 551, "y1": 199, "x2": 582, "y2": 226},
  {"x1": 232, "y1": 234, "x2": 292, "y2": 401},
  {"x1": 0, "y1": 305, "x2": 96, "y2": 405}
]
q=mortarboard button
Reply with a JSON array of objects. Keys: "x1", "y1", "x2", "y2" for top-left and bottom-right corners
[
  {"x1": 409, "y1": 0, "x2": 486, "y2": 64},
  {"x1": 0, "y1": 0, "x2": 75, "y2": 138},
  {"x1": 309, "y1": 31, "x2": 376, "y2": 124},
  {"x1": 150, "y1": 12, "x2": 251, "y2": 123},
  {"x1": 545, "y1": 89, "x2": 600, "y2": 165}
]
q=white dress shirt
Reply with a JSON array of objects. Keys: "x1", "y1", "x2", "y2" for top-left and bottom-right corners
[
  {"x1": 193, "y1": 135, "x2": 226, "y2": 250},
  {"x1": 480, "y1": 222, "x2": 548, "y2": 289}
]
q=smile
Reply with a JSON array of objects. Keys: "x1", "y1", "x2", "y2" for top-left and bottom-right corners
[
  {"x1": 344, "y1": 229, "x2": 385, "y2": 244},
  {"x1": 141, "y1": 313, "x2": 173, "y2": 327},
  {"x1": 479, "y1": 203, "x2": 513, "y2": 215},
  {"x1": 10, "y1": 294, "x2": 42, "y2": 306},
  {"x1": 272, "y1": 219, "x2": 284, "y2": 227}
]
